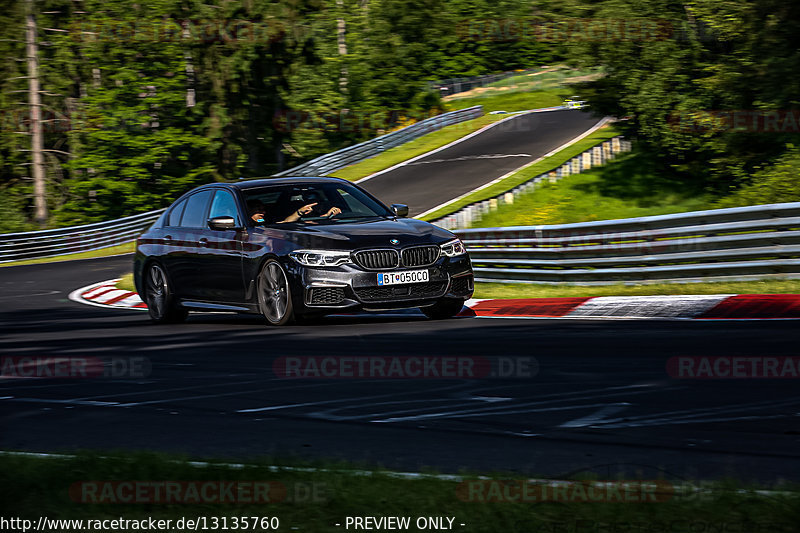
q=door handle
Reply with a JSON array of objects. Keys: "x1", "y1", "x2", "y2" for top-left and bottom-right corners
[
  {"x1": 198, "y1": 238, "x2": 209, "y2": 247},
  {"x1": 164, "y1": 235, "x2": 172, "y2": 245}
]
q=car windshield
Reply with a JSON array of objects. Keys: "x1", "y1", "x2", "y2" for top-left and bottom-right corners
[{"x1": 244, "y1": 182, "x2": 393, "y2": 226}]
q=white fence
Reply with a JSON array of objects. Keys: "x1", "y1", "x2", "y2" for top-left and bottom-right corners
[{"x1": 434, "y1": 135, "x2": 632, "y2": 230}]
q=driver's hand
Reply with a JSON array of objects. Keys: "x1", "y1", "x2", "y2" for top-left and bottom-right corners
[
  {"x1": 298, "y1": 203, "x2": 318, "y2": 216},
  {"x1": 322, "y1": 206, "x2": 342, "y2": 218}
]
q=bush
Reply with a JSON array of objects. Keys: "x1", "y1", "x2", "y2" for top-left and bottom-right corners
[{"x1": 714, "y1": 146, "x2": 800, "y2": 208}]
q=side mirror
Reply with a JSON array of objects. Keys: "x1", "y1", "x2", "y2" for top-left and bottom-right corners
[
  {"x1": 208, "y1": 216, "x2": 239, "y2": 231},
  {"x1": 391, "y1": 204, "x2": 409, "y2": 217}
]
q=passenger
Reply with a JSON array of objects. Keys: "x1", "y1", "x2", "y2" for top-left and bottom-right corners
[{"x1": 247, "y1": 200, "x2": 268, "y2": 224}]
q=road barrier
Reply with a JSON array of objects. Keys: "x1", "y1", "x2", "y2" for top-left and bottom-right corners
[
  {"x1": 4, "y1": 200, "x2": 799, "y2": 286},
  {"x1": 432, "y1": 134, "x2": 631, "y2": 230},
  {"x1": 428, "y1": 69, "x2": 539, "y2": 98},
  {"x1": 273, "y1": 106, "x2": 484, "y2": 177},
  {"x1": 456, "y1": 202, "x2": 800, "y2": 285},
  {"x1": 0, "y1": 209, "x2": 165, "y2": 263}
]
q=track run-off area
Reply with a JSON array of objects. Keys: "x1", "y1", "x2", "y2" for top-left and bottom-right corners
[{"x1": 2, "y1": 256, "x2": 800, "y2": 483}]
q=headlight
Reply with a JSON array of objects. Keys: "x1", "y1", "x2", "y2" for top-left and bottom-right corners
[
  {"x1": 289, "y1": 249, "x2": 352, "y2": 267},
  {"x1": 440, "y1": 238, "x2": 467, "y2": 257}
]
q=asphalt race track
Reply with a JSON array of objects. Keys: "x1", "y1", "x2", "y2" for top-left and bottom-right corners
[
  {"x1": 359, "y1": 109, "x2": 605, "y2": 216},
  {"x1": 2, "y1": 256, "x2": 800, "y2": 483}
]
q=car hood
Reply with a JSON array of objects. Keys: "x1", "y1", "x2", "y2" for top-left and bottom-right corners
[{"x1": 256, "y1": 217, "x2": 456, "y2": 250}]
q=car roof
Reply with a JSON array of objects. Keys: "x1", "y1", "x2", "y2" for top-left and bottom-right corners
[
  {"x1": 228, "y1": 176, "x2": 349, "y2": 191},
  {"x1": 175, "y1": 176, "x2": 361, "y2": 204}
]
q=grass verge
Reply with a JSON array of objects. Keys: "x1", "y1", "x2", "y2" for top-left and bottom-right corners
[
  {"x1": 0, "y1": 452, "x2": 796, "y2": 533},
  {"x1": 469, "y1": 150, "x2": 711, "y2": 228},
  {"x1": 117, "y1": 272, "x2": 136, "y2": 292},
  {"x1": 473, "y1": 279, "x2": 800, "y2": 299},
  {"x1": 420, "y1": 124, "x2": 621, "y2": 221},
  {"x1": 443, "y1": 87, "x2": 565, "y2": 113},
  {"x1": 0, "y1": 242, "x2": 135, "y2": 268}
]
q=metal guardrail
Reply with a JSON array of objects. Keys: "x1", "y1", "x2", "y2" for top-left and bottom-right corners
[
  {"x1": 2, "y1": 107, "x2": 483, "y2": 263},
  {"x1": 428, "y1": 69, "x2": 539, "y2": 98},
  {"x1": 274, "y1": 106, "x2": 484, "y2": 177},
  {"x1": 4, "y1": 199, "x2": 799, "y2": 286},
  {"x1": 0, "y1": 209, "x2": 165, "y2": 263},
  {"x1": 455, "y1": 202, "x2": 800, "y2": 285}
]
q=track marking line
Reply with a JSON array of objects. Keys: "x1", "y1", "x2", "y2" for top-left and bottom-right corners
[
  {"x1": 335, "y1": 384, "x2": 665, "y2": 423},
  {"x1": 416, "y1": 115, "x2": 611, "y2": 219},
  {"x1": 559, "y1": 403, "x2": 631, "y2": 428},
  {"x1": 354, "y1": 108, "x2": 555, "y2": 185},
  {"x1": 238, "y1": 382, "x2": 470, "y2": 414}
]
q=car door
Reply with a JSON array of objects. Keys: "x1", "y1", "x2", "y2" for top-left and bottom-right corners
[
  {"x1": 199, "y1": 189, "x2": 247, "y2": 304},
  {"x1": 159, "y1": 197, "x2": 188, "y2": 282},
  {"x1": 169, "y1": 189, "x2": 213, "y2": 300}
]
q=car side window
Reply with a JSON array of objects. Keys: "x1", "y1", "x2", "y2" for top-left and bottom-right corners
[
  {"x1": 167, "y1": 199, "x2": 187, "y2": 227},
  {"x1": 209, "y1": 190, "x2": 241, "y2": 225},
  {"x1": 179, "y1": 190, "x2": 213, "y2": 228}
]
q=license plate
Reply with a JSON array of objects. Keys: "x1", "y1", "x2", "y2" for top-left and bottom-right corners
[{"x1": 376, "y1": 269, "x2": 429, "y2": 286}]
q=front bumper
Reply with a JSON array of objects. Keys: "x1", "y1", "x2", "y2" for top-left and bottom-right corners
[{"x1": 290, "y1": 255, "x2": 474, "y2": 311}]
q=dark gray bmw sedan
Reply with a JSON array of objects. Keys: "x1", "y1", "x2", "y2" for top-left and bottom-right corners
[{"x1": 134, "y1": 177, "x2": 474, "y2": 325}]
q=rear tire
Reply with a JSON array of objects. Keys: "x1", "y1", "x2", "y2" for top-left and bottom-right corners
[
  {"x1": 257, "y1": 259, "x2": 295, "y2": 326},
  {"x1": 144, "y1": 263, "x2": 188, "y2": 324},
  {"x1": 420, "y1": 298, "x2": 466, "y2": 320}
]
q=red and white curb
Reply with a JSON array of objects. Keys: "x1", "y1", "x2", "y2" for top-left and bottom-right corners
[
  {"x1": 460, "y1": 294, "x2": 800, "y2": 319},
  {"x1": 69, "y1": 279, "x2": 800, "y2": 319},
  {"x1": 68, "y1": 279, "x2": 146, "y2": 311}
]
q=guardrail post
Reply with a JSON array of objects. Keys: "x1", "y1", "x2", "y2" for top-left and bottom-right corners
[
  {"x1": 428, "y1": 136, "x2": 639, "y2": 230},
  {"x1": 592, "y1": 146, "x2": 603, "y2": 166},
  {"x1": 461, "y1": 209, "x2": 472, "y2": 228}
]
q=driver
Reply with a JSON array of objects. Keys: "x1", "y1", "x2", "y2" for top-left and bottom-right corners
[
  {"x1": 248, "y1": 199, "x2": 341, "y2": 225},
  {"x1": 281, "y1": 203, "x2": 341, "y2": 223}
]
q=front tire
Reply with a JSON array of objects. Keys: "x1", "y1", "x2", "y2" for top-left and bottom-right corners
[
  {"x1": 420, "y1": 298, "x2": 466, "y2": 320},
  {"x1": 258, "y1": 259, "x2": 295, "y2": 326},
  {"x1": 144, "y1": 263, "x2": 188, "y2": 324}
]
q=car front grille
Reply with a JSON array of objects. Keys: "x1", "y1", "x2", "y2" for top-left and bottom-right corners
[
  {"x1": 450, "y1": 275, "x2": 473, "y2": 295},
  {"x1": 354, "y1": 281, "x2": 448, "y2": 302},
  {"x1": 308, "y1": 287, "x2": 345, "y2": 305},
  {"x1": 353, "y1": 249, "x2": 399, "y2": 270},
  {"x1": 401, "y1": 245, "x2": 440, "y2": 267}
]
